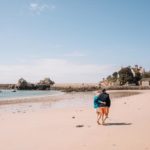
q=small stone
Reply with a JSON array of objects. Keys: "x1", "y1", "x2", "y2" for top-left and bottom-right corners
[{"x1": 76, "y1": 125, "x2": 84, "y2": 128}]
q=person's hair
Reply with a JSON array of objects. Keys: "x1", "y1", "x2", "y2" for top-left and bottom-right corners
[
  {"x1": 102, "y1": 89, "x2": 106, "y2": 93},
  {"x1": 97, "y1": 90, "x2": 101, "y2": 93}
]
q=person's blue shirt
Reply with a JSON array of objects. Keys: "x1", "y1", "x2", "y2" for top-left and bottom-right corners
[{"x1": 93, "y1": 95, "x2": 102, "y2": 109}]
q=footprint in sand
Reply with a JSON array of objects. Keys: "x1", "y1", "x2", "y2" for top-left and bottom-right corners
[{"x1": 112, "y1": 144, "x2": 117, "y2": 147}]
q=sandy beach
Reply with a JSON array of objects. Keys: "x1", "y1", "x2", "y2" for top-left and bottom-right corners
[{"x1": 0, "y1": 90, "x2": 150, "y2": 150}]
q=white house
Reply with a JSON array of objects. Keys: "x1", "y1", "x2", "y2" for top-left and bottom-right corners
[{"x1": 141, "y1": 78, "x2": 150, "y2": 86}]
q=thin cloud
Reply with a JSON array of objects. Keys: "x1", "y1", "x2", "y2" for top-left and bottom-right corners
[
  {"x1": 64, "y1": 51, "x2": 86, "y2": 57},
  {"x1": 29, "y1": 3, "x2": 55, "y2": 14},
  {"x1": 0, "y1": 59, "x2": 117, "y2": 83},
  {"x1": 51, "y1": 5, "x2": 56, "y2": 10}
]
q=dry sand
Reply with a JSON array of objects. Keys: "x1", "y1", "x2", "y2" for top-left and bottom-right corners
[{"x1": 0, "y1": 90, "x2": 150, "y2": 150}]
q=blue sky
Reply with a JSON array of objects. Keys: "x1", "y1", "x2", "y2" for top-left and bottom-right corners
[{"x1": 0, "y1": 0, "x2": 150, "y2": 83}]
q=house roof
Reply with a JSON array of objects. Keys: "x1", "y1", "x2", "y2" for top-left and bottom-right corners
[{"x1": 141, "y1": 78, "x2": 150, "y2": 81}]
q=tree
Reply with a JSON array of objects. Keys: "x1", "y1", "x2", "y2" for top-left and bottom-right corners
[
  {"x1": 107, "y1": 75, "x2": 113, "y2": 81},
  {"x1": 143, "y1": 72, "x2": 150, "y2": 78},
  {"x1": 112, "y1": 72, "x2": 118, "y2": 82},
  {"x1": 134, "y1": 71, "x2": 142, "y2": 85},
  {"x1": 118, "y1": 67, "x2": 134, "y2": 85}
]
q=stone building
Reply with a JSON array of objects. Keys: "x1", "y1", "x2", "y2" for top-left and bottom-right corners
[{"x1": 140, "y1": 78, "x2": 150, "y2": 86}]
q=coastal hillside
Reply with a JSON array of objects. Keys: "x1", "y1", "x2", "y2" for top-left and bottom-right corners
[{"x1": 100, "y1": 65, "x2": 150, "y2": 87}]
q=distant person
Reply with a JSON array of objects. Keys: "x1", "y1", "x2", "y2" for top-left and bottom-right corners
[
  {"x1": 93, "y1": 91, "x2": 106, "y2": 125},
  {"x1": 98, "y1": 89, "x2": 111, "y2": 123},
  {"x1": 94, "y1": 89, "x2": 111, "y2": 125}
]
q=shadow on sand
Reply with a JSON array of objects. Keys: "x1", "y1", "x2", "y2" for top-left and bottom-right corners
[{"x1": 104, "y1": 122, "x2": 132, "y2": 126}]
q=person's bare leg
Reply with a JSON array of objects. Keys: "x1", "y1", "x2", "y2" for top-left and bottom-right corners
[
  {"x1": 103, "y1": 115, "x2": 107, "y2": 124},
  {"x1": 106, "y1": 107, "x2": 109, "y2": 118},
  {"x1": 96, "y1": 109, "x2": 101, "y2": 124},
  {"x1": 102, "y1": 108, "x2": 107, "y2": 125},
  {"x1": 101, "y1": 114, "x2": 104, "y2": 124},
  {"x1": 97, "y1": 113, "x2": 101, "y2": 125},
  {"x1": 96, "y1": 112, "x2": 99, "y2": 123},
  {"x1": 99, "y1": 108, "x2": 104, "y2": 125}
]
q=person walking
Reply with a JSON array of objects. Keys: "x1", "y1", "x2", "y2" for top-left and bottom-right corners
[{"x1": 97, "y1": 89, "x2": 111, "y2": 124}]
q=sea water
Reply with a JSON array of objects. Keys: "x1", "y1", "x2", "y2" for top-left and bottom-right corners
[
  {"x1": 0, "y1": 91, "x2": 140, "y2": 113},
  {"x1": 0, "y1": 90, "x2": 60, "y2": 100}
]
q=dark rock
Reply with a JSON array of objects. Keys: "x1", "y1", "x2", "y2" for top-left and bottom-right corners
[
  {"x1": 16, "y1": 78, "x2": 54, "y2": 90},
  {"x1": 12, "y1": 90, "x2": 17, "y2": 92},
  {"x1": 8, "y1": 84, "x2": 16, "y2": 89},
  {"x1": 76, "y1": 125, "x2": 84, "y2": 128}
]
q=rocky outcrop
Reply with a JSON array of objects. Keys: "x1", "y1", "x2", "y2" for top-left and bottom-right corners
[
  {"x1": 16, "y1": 78, "x2": 35, "y2": 90},
  {"x1": 16, "y1": 78, "x2": 54, "y2": 90},
  {"x1": 36, "y1": 78, "x2": 55, "y2": 90},
  {"x1": 8, "y1": 84, "x2": 16, "y2": 89},
  {"x1": 38, "y1": 78, "x2": 55, "y2": 85}
]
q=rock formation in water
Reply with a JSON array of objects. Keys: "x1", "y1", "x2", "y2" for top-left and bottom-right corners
[
  {"x1": 16, "y1": 78, "x2": 54, "y2": 90},
  {"x1": 16, "y1": 78, "x2": 34, "y2": 90},
  {"x1": 36, "y1": 78, "x2": 55, "y2": 90}
]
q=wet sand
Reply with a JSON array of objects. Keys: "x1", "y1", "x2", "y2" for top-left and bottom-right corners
[{"x1": 0, "y1": 90, "x2": 140, "y2": 106}]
